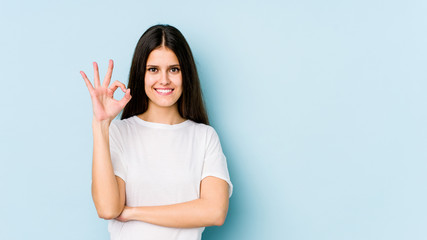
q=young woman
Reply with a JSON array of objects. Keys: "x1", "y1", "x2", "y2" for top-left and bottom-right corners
[{"x1": 80, "y1": 24, "x2": 233, "y2": 240}]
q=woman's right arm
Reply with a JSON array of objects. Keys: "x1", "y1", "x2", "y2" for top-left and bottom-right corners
[
  {"x1": 80, "y1": 60, "x2": 131, "y2": 219},
  {"x1": 91, "y1": 119, "x2": 126, "y2": 219}
]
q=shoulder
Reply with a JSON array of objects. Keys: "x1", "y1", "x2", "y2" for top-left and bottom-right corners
[
  {"x1": 111, "y1": 116, "x2": 136, "y2": 128},
  {"x1": 109, "y1": 116, "x2": 138, "y2": 137},
  {"x1": 187, "y1": 121, "x2": 222, "y2": 148},
  {"x1": 187, "y1": 120, "x2": 217, "y2": 136}
]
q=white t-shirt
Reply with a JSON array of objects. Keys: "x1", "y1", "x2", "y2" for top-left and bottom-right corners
[{"x1": 107, "y1": 115, "x2": 233, "y2": 240}]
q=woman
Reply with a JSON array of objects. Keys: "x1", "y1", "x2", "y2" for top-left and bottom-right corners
[{"x1": 80, "y1": 24, "x2": 233, "y2": 240}]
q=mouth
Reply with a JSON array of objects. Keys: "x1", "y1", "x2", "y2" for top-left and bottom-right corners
[{"x1": 155, "y1": 88, "x2": 174, "y2": 95}]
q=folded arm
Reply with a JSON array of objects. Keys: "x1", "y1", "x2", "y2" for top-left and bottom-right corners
[
  {"x1": 115, "y1": 176, "x2": 230, "y2": 228},
  {"x1": 91, "y1": 120, "x2": 126, "y2": 219}
]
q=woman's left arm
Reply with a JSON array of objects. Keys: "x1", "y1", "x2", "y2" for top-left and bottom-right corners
[{"x1": 115, "y1": 176, "x2": 230, "y2": 228}]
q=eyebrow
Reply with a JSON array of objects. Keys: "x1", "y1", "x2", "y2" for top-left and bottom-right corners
[{"x1": 146, "y1": 64, "x2": 180, "y2": 68}]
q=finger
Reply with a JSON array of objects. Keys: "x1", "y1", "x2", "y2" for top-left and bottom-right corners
[
  {"x1": 119, "y1": 88, "x2": 132, "y2": 108},
  {"x1": 107, "y1": 88, "x2": 114, "y2": 98},
  {"x1": 80, "y1": 71, "x2": 95, "y2": 95},
  {"x1": 93, "y1": 62, "x2": 101, "y2": 88},
  {"x1": 102, "y1": 59, "x2": 114, "y2": 88},
  {"x1": 109, "y1": 80, "x2": 127, "y2": 93}
]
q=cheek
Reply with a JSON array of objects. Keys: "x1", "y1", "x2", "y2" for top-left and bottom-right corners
[
  {"x1": 173, "y1": 74, "x2": 183, "y2": 88},
  {"x1": 144, "y1": 75, "x2": 155, "y2": 88}
]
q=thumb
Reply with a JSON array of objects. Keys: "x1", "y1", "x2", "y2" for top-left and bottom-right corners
[{"x1": 119, "y1": 88, "x2": 132, "y2": 108}]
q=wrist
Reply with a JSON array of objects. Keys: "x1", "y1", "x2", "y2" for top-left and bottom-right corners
[
  {"x1": 91, "y1": 119, "x2": 112, "y2": 139},
  {"x1": 92, "y1": 118, "x2": 111, "y2": 128},
  {"x1": 128, "y1": 206, "x2": 138, "y2": 221}
]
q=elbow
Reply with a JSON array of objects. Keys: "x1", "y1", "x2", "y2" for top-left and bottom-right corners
[
  {"x1": 211, "y1": 209, "x2": 228, "y2": 226},
  {"x1": 213, "y1": 216, "x2": 226, "y2": 226},
  {"x1": 97, "y1": 211, "x2": 117, "y2": 220},
  {"x1": 96, "y1": 207, "x2": 122, "y2": 220},
  {"x1": 205, "y1": 198, "x2": 229, "y2": 226}
]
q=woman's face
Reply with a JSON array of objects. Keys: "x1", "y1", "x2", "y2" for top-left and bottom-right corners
[{"x1": 144, "y1": 46, "x2": 183, "y2": 110}]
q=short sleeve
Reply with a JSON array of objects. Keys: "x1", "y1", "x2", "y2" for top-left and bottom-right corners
[
  {"x1": 201, "y1": 127, "x2": 233, "y2": 197},
  {"x1": 109, "y1": 120, "x2": 127, "y2": 182}
]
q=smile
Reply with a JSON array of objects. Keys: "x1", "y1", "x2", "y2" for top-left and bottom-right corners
[{"x1": 155, "y1": 88, "x2": 174, "y2": 95}]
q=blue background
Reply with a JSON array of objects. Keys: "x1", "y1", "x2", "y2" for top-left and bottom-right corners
[{"x1": 1, "y1": 0, "x2": 426, "y2": 239}]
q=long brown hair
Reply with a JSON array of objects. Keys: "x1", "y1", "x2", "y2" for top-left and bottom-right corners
[{"x1": 121, "y1": 24, "x2": 209, "y2": 125}]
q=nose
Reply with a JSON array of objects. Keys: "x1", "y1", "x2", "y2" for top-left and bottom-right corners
[{"x1": 159, "y1": 71, "x2": 171, "y2": 85}]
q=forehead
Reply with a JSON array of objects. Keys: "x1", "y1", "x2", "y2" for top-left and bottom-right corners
[{"x1": 146, "y1": 47, "x2": 179, "y2": 65}]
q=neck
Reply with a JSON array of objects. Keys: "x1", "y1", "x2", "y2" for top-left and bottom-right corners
[{"x1": 138, "y1": 103, "x2": 186, "y2": 125}]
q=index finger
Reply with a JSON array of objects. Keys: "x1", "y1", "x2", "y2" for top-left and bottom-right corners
[
  {"x1": 102, "y1": 59, "x2": 114, "y2": 87},
  {"x1": 80, "y1": 71, "x2": 95, "y2": 94},
  {"x1": 93, "y1": 62, "x2": 101, "y2": 88}
]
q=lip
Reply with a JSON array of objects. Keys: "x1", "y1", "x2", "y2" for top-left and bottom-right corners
[{"x1": 155, "y1": 88, "x2": 174, "y2": 96}]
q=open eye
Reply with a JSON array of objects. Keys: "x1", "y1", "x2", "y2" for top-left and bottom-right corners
[
  {"x1": 170, "y1": 67, "x2": 180, "y2": 73},
  {"x1": 147, "y1": 67, "x2": 158, "y2": 73}
]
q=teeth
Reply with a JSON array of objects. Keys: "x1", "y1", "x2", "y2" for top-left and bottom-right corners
[{"x1": 156, "y1": 89, "x2": 172, "y2": 93}]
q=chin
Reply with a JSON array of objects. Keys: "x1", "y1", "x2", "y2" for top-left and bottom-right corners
[{"x1": 150, "y1": 100, "x2": 179, "y2": 109}]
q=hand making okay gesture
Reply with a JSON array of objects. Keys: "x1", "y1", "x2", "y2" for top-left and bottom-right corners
[{"x1": 80, "y1": 60, "x2": 132, "y2": 122}]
